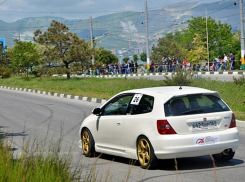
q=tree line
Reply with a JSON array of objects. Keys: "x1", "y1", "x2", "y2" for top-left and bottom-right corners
[
  {"x1": 150, "y1": 16, "x2": 241, "y2": 66},
  {"x1": 0, "y1": 16, "x2": 241, "y2": 79}
]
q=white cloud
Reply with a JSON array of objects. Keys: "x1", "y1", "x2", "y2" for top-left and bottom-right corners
[
  {"x1": 79, "y1": 0, "x2": 95, "y2": 7},
  {"x1": 124, "y1": 6, "x2": 135, "y2": 11}
]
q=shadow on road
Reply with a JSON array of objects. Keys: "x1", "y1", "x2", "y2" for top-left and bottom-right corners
[{"x1": 84, "y1": 152, "x2": 244, "y2": 171}]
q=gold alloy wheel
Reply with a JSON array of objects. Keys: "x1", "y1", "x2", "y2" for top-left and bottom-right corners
[
  {"x1": 82, "y1": 130, "x2": 90, "y2": 154},
  {"x1": 137, "y1": 138, "x2": 151, "y2": 167}
]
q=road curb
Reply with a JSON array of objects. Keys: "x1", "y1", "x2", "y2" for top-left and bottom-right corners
[
  {"x1": 0, "y1": 85, "x2": 107, "y2": 104},
  {"x1": 53, "y1": 71, "x2": 245, "y2": 78}
]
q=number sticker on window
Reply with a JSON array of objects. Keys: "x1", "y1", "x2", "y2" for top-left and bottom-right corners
[{"x1": 131, "y1": 94, "x2": 143, "y2": 105}]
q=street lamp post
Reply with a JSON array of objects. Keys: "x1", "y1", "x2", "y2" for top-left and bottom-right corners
[
  {"x1": 239, "y1": 0, "x2": 245, "y2": 70},
  {"x1": 145, "y1": 1, "x2": 150, "y2": 73}
]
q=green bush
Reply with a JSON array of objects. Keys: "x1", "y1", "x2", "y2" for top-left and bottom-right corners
[
  {"x1": 32, "y1": 67, "x2": 45, "y2": 77},
  {"x1": 47, "y1": 67, "x2": 67, "y2": 77},
  {"x1": 0, "y1": 67, "x2": 12, "y2": 79},
  {"x1": 235, "y1": 60, "x2": 241, "y2": 70},
  {"x1": 163, "y1": 70, "x2": 193, "y2": 86}
]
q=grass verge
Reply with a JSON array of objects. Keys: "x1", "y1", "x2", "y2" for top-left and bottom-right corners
[{"x1": 0, "y1": 132, "x2": 82, "y2": 182}]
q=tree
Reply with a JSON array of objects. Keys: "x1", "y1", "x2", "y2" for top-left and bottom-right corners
[
  {"x1": 122, "y1": 57, "x2": 129, "y2": 63},
  {"x1": 133, "y1": 54, "x2": 138, "y2": 62},
  {"x1": 181, "y1": 17, "x2": 234, "y2": 59},
  {"x1": 140, "y1": 53, "x2": 147, "y2": 62},
  {"x1": 151, "y1": 16, "x2": 240, "y2": 63},
  {"x1": 34, "y1": 20, "x2": 92, "y2": 79},
  {"x1": 150, "y1": 36, "x2": 186, "y2": 63},
  {"x1": 186, "y1": 34, "x2": 207, "y2": 64},
  {"x1": 96, "y1": 47, "x2": 118, "y2": 65},
  {"x1": 7, "y1": 40, "x2": 41, "y2": 77},
  {"x1": 231, "y1": 32, "x2": 241, "y2": 60}
]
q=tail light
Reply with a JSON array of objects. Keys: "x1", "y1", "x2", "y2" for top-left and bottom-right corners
[
  {"x1": 157, "y1": 120, "x2": 177, "y2": 134},
  {"x1": 229, "y1": 113, "x2": 236, "y2": 128}
]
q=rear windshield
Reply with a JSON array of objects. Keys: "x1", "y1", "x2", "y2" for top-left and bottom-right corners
[{"x1": 164, "y1": 94, "x2": 230, "y2": 116}]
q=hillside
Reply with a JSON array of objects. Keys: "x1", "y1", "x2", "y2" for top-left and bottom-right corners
[{"x1": 0, "y1": 0, "x2": 240, "y2": 57}]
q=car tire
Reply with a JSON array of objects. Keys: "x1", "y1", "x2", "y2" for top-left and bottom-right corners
[
  {"x1": 213, "y1": 151, "x2": 235, "y2": 162},
  {"x1": 81, "y1": 128, "x2": 95, "y2": 157},
  {"x1": 137, "y1": 136, "x2": 159, "y2": 169}
]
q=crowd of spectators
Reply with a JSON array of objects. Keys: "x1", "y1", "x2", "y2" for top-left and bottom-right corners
[
  {"x1": 89, "y1": 60, "x2": 139, "y2": 75},
  {"x1": 85, "y1": 53, "x2": 241, "y2": 75}
]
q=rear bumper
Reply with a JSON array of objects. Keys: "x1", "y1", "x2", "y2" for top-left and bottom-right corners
[{"x1": 151, "y1": 128, "x2": 239, "y2": 159}]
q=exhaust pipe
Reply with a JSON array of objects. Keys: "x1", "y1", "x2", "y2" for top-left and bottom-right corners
[{"x1": 223, "y1": 148, "x2": 232, "y2": 155}]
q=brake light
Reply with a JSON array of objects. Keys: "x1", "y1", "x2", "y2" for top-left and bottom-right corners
[
  {"x1": 229, "y1": 113, "x2": 236, "y2": 128},
  {"x1": 157, "y1": 120, "x2": 177, "y2": 134}
]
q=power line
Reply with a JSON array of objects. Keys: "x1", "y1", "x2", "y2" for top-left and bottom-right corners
[{"x1": 0, "y1": 0, "x2": 8, "y2": 6}]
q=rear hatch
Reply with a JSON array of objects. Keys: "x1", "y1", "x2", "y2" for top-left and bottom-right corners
[{"x1": 164, "y1": 94, "x2": 235, "y2": 134}]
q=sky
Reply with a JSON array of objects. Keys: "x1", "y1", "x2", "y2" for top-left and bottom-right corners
[{"x1": 0, "y1": 0, "x2": 221, "y2": 23}]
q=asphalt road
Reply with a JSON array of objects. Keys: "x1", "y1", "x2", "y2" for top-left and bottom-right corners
[{"x1": 0, "y1": 88, "x2": 244, "y2": 182}]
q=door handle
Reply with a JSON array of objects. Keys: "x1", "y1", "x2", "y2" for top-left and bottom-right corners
[{"x1": 116, "y1": 122, "x2": 121, "y2": 126}]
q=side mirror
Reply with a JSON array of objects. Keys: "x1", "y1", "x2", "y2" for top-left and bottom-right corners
[{"x1": 92, "y1": 108, "x2": 101, "y2": 115}]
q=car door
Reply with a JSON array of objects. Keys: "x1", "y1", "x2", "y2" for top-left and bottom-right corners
[{"x1": 94, "y1": 93, "x2": 134, "y2": 153}]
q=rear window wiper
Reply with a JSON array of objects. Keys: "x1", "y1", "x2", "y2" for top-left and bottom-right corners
[{"x1": 182, "y1": 108, "x2": 204, "y2": 115}]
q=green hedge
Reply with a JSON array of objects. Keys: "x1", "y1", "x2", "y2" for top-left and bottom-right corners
[{"x1": 0, "y1": 67, "x2": 12, "y2": 78}]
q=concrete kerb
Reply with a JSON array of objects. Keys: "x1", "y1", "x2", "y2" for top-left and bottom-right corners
[
  {"x1": 64, "y1": 71, "x2": 244, "y2": 78},
  {"x1": 0, "y1": 85, "x2": 107, "y2": 104}
]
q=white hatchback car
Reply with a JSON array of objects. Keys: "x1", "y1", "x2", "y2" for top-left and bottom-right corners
[{"x1": 79, "y1": 86, "x2": 239, "y2": 169}]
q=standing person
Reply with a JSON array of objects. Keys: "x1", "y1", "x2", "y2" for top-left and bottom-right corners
[
  {"x1": 167, "y1": 57, "x2": 172, "y2": 72},
  {"x1": 130, "y1": 60, "x2": 134, "y2": 73},
  {"x1": 134, "y1": 60, "x2": 138, "y2": 73},
  {"x1": 172, "y1": 57, "x2": 176, "y2": 72},
  {"x1": 215, "y1": 58, "x2": 221, "y2": 71},
  {"x1": 182, "y1": 59, "x2": 187, "y2": 71},
  {"x1": 150, "y1": 60, "x2": 154, "y2": 73},
  {"x1": 140, "y1": 65, "x2": 145, "y2": 73},
  {"x1": 230, "y1": 52, "x2": 235, "y2": 70},
  {"x1": 100, "y1": 63, "x2": 105, "y2": 75},
  {"x1": 114, "y1": 62, "x2": 118, "y2": 74},
  {"x1": 126, "y1": 61, "x2": 130, "y2": 74},
  {"x1": 121, "y1": 62, "x2": 125, "y2": 74},
  {"x1": 155, "y1": 64, "x2": 158, "y2": 72},
  {"x1": 223, "y1": 54, "x2": 228, "y2": 71},
  {"x1": 162, "y1": 57, "x2": 166, "y2": 72},
  {"x1": 118, "y1": 62, "x2": 121, "y2": 74}
]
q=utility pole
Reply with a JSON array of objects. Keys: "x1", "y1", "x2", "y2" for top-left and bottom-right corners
[
  {"x1": 239, "y1": 0, "x2": 245, "y2": 70},
  {"x1": 206, "y1": 8, "x2": 209, "y2": 71},
  {"x1": 90, "y1": 16, "x2": 95, "y2": 66},
  {"x1": 145, "y1": 1, "x2": 150, "y2": 73}
]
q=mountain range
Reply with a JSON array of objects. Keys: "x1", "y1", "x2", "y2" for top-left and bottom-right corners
[{"x1": 0, "y1": 0, "x2": 241, "y2": 57}]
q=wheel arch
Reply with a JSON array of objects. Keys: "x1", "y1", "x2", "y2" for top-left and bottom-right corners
[
  {"x1": 80, "y1": 127, "x2": 93, "y2": 140},
  {"x1": 136, "y1": 134, "x2": 154, "y2": 150}
]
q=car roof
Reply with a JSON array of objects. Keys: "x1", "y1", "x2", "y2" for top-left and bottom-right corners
[{"x1": 121, "y1": 86, "x2": 221, "y2": 98}]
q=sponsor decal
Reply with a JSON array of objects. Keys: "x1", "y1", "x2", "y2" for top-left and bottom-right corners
[{"x1": 194, "y1": 135, "x2": 219, "y2": 145}]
